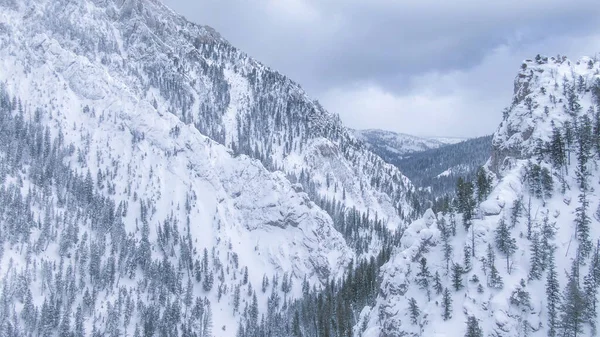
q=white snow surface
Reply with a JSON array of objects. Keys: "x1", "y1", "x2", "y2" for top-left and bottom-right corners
[
  {"x1": 359, "y1": 55, "x2": 600, "y2": 336},
  {"x1": 0, "y1": 1, "x2": 354, "y2": 334}
]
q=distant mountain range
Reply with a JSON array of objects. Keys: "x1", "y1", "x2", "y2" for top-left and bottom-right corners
[{"x1": 352, "y1": 129, "x2": 467, "y2": 157}]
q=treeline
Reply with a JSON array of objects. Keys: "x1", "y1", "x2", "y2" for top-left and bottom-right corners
[{"x1": 237, "y1": 246, "x2": 393, "y2": 337}]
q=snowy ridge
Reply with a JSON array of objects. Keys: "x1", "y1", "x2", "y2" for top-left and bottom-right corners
[
  {"x1": 19, "y1": 0, "x2": 417, "y2": 239},
  {"x1": 359, "y1": 55, "x2": 600, "y2": 337},
  {"x1": 0, "y1": 0, "x2": 354, "y2": 335},
  {"x1": 353, "y1": 129, "x2": 456, "y2": 157},
  {"x1": 32, "y1": 0, "x2": 415, "y2": 230}
]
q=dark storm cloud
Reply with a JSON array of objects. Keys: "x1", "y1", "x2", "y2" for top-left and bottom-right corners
[{"x1": 163, "y1": 0, "x2": 600, "y2": 137}]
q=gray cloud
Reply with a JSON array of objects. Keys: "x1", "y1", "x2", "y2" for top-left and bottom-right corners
[{"x1": 163, "y1": 0, "x2": 600, "y2": 137}]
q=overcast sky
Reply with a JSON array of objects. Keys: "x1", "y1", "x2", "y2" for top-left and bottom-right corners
[{"x1": 163, "y1": 0, "x2": 600, "y2": 138}]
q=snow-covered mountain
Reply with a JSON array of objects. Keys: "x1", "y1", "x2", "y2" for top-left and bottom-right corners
[
  {"x1": 353, "y1": 129, "x2": 464, "y2": 158},
  {"x1": 3, "y1": 0, "x2": 599, "y2": 336},
  {"x1": 0, "y1": 0, "x2": 418, "y2": 335},
  {"x1": 359, "y1": 55, "x2": 600, "y2": 337}
]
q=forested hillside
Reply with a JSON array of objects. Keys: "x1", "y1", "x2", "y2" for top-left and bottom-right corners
[
  {"x1": 396, "y1": 135, "x2": 493, "y2": 195},
  {"x1": 359, "y1": 55, "x2": 600, "y2": 337}
]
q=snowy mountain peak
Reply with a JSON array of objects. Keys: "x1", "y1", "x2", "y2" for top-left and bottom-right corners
[
  {"x1": 491, "y1": 54, "x2": 600, "y2": 173},
  {"x1": 358, "y1": 55, "x2": 600, "y2": 337}
]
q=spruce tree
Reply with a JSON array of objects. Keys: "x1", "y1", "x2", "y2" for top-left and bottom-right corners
[
  {"x1": 452, "y1": 263, "x2": 464, "y2": 291},
  {"x1": 575, "y1": 115, "x2": 593, "y2": 260},
  {"x1": 59, "y1": 309, "x2": 71, "y2": 337},
  {"x1": 433, "y1": 271, "x2": 443, "y2": 295},
  {"x1": 233, "y1": 285, "x2": 241, "y2": 314},
  {"x1": 408, "y1": 297, "x2": 420, "y2": 325},
  {"x1": 486, "y1": 243, "x2": 503, "y2": 289},
  {"x1": 475, "y1": 168, "x2": 490, "y2": 202},
  {"x1": 574, "y1": 190, "x2": 592, "y2": 260},
  {"x1": 463, "y1": 245, "x2": 472, "y2": 272},
  {"x1": 583, "y1": 271, "x2": 598, "y2": 335},
  {"x1": 560, "y1": 258, "x2": 585, "y2": 337},
  {"x1": 442, "y1": 288, "x2": 452, "y2": 320},
  {"x1": 583, "y1": 242, "x2": 600, "y2": 334},
  {"x1": 416, "y1": 257, "x2": 432, "y2": 301},
  {"x1": 75, "y1": 305, "x2": 84, "y2": 337},
  {"x1": 550, "y1": 123, "x2": 566, "y2": 171},
  {"x1": 565, "y1": 121, "x2": 574, "y2": 167},
  {"x1": 528, "y1": 232, "x2": 543, "y2": 280},
  {"x1": 441, "y1": 220, "x2": 453, "y2": 273},
  {"x1": 510, "y1": 197, "x2": 522, "y2": 229},
  {"x1": 593, "y1": 105, "x2": 600, "y2": 158},
  {"x1": 464, "y1": 316, "x2": 483, "y2": 337},
  {"x1": 456, "y1": 178, "x2": 476, "y2": 231},
  {"x1": 546, "y1": 250, "x2": 560, "y2": 337},
  {"x1": 540, "y1": 214, "x2": 556, "y2": 271},
  {"x1": 495, "y1": 216, "x2": 517, "y2": 274}
]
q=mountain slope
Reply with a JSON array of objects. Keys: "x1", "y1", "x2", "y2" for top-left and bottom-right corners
[
  {"x1": 359, "y1": 55, "x2": 600, "y2": 337},
  {"x1": 0, "y1": 1, "x2": 357, "y2": 335},
  {"x1": 19, "y1": 0, "x2": 417, "y2": 236}
]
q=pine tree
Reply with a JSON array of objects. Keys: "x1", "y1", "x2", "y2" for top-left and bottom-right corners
[
  {"x1": 75, "y1": 305, "x2": 84, "y2": 337},
  {"x1": 528, "y1": 232, "x2": 543, "y2": 280},
  {"x1": 464, "y1": 316, "x2": 483, "y2": 337},
  {"x1": 565, "y1": 121, "x2": 574, "y2": 167},
  {"x1": 584, "y1": 242, "x2": 600, "y2": 334},
  {"x1": 203, "y1": 271, "x2": 214, "y2": 292},
  {"x1": 593, "y1": 105, "x2": 600, "y2": 158},
  {"x1": 495, "y1": 216, "x2": 517, "y2": 273},
  {"x1": 21, "y1": 289, "x2": 35, "y2": 329},
  {"x1": 475, "y1": 167, "x2": 490, "y2": 202},
  {"x1": 261, "y1": 274, "x2": 269, "y2": 293},
  {"x1": 442, "y1": 288, "x2": 452, "y2": 320},
  {"x1": 433, "y1": 271, "x2": 443, "y2": 295},
  {"x1": 59, "y1": 309, "x2": 71, "y2": 337},
  {"x1": 416, "y1": 257, "x2": 432, "y2": 300},
  {"x1": 560, "y1": 259, "x2": 585, "y2": 337},
  {"x1": 291, "y1": 310, "x2": 302, "y2": 337},
  {"x1": 408, "y1": 297, "x2": 420, "y2": 325},
  {"x1": 463, "y1": 245, "x2": 472, "y2": 272},
  {"x1": 541, "y1": 167, "x2": 553, "y2": 199},
  {"x1": 452, "y1": 263, "x2": 464, "y2": 291},
  {"x1": 203, "y1": 302, "x2": 213, "y2": 337},
  {"x1": 233, "y1": 285, "x2": 241, "y2": 314},
  {"x1": 550, "y1": 123, "x2": 566, "y2": 171},
  {"x1": 486, "y1": 244, "x2": 503, "y2": 289},
  {"x1": 456, "y1": 178, "x2": 476, "y2": 231},
  {"x1": 450, "y1": 212, "x2": 457, "y2": 236},
  {"x1": 546, "y1": 250, "x2": 560, "y2": 337},
  {"x1": 441, "y1": 220, "x2": 453, "y2": 273},
  {"x1": 510, "y1": 197, "x2": 522, "y2": 229},
  {"x1": 575, "y1": 189, "x2": 592, "y2": 260},
  {"x1": 583, "y1": 271, "x2": 598, "y2": 335},
  {"x1": 575, "y1": 115, "x2": 593, "y2": 260},
  {"x1": 541, "y1": 214, "x2": 556, "y2": 271}
]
